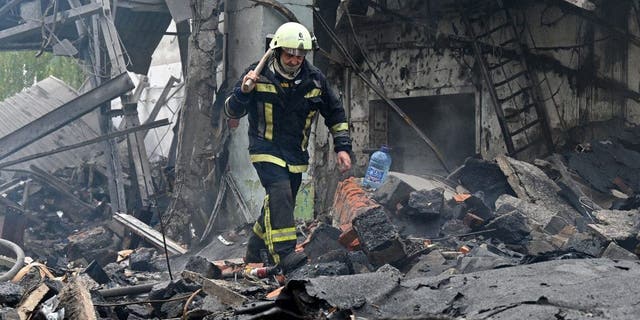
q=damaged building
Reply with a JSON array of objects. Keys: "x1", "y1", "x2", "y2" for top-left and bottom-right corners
[{"x1": 0, "y1": 0, "x2": 639, "y2": 319}]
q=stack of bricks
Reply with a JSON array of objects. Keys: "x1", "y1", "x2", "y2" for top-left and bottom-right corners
[{"x1": 331, "y1": 177, "x2": 380, "y2": 250}]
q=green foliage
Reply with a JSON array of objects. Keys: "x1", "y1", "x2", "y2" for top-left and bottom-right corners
[{"x1": 0, "y1": 51, "x2": 84, "y2": 101}]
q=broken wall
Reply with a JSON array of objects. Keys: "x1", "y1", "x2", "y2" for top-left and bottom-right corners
[{"x1": 331, "y1": 0, "x2": 640, "y2": 170}]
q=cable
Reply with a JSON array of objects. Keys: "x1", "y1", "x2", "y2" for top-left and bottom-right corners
[
  {"x1": 37, "y1": 0, "x2": 59, "y2": 57},
  {"x1": 0, "y1": 239, "x2": 25, "y2": 282},
  {"x1": 341, "y1": 2, "x2": 385, "y2": 88}
]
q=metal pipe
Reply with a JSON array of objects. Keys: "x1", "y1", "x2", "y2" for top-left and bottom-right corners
[
  {"x1": 0, "y1": 239, "x2": 25, "y2": 281},
  {"x1": 97, "y1": 283, "x2": 156, "y2": 298}
]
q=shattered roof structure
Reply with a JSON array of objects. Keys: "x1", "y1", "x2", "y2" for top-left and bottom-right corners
[
  {"x1": 0, "y1": 76, "x2": 99, "y2": 172},
  {"x1": 0, "y1": 0, "x2": 171, "y2": 74}
]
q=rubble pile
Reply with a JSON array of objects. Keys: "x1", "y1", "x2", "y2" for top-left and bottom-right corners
[{"x1": 0, "y1": 137, "x2": 639, "y2": 319}]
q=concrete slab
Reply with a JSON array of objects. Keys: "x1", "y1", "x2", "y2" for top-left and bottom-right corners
[{"x1": 287, "y1": 258, "x2": 640, "y2": 320}]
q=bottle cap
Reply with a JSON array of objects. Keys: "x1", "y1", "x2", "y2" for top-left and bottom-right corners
[{"x1": 381, "y1": 145, "x2": 391, "y2": 153}]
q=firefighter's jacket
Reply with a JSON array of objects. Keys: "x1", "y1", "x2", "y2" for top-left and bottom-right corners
[{"x1": 225, "y1": 58, "x2": 352, "y2": 173}]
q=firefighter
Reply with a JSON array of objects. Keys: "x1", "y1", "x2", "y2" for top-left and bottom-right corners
[{"x1": 225, "y1": 22, "x2": 352, "y2": 270}]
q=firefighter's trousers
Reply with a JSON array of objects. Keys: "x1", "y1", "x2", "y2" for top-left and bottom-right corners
[{"x1": 246, "y1": 162, "x2": 302, "y2": 264}]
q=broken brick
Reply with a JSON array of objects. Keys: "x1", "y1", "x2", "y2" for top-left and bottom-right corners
[{"x1": 332, "y1": 177, "x2": 379, "y2": 233}]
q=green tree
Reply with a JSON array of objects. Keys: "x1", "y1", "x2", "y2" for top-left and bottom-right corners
[{"x1": 0, "y1": 51, "x2": 84, "y2": 100}]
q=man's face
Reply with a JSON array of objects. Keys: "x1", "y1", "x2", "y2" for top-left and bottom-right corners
[{"x1": 280, "y1": 51, "x2": 305, "y2": 68}]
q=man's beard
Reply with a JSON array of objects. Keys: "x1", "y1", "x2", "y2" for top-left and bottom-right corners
[{"x1": 274, "y1": 56, "x2": 301, "y2": 79}]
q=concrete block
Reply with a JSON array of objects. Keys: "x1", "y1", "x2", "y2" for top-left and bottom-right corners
[
  {"x1": 485, "y1": 209, "x2": 531, "y2": 244},
  {"x1": 463, "y1": 193, "x2": 493, "y2": 221},
  {"x1": 441, "y1": 219, "x2": 471, "y2": 236},
  {"x1": 405, "y1": 250, "x2": 450, "y2": 279},
  {"x1": 525, "y1": 231, "x2": 558, "y2": 255},
  {"x1": 129, "y1": 247, "x2": 156, "y2": 272},
  {"x1": 373, "y1": 174, "x2": 415, "y2": 212},
  {"x1": 288, "y1": 261, "x2": 351, "y2": 280},
  {"x1": 565, "y1": 232, "x2": 605, "y2": 257},
  {"x1": 304, "y1": 224, "x2": 344, "y2": 262},
  {"x1": 184, "y1": 255, "x2": 222, "y2": 279},
  {"x1": 543, "y1": 214, "x2": 572, "y2": 235},
  {"x1": 0, "y1": 282, "x2": 24, "y2": 307},
  {"x1": 352, "y1": 206, "x2": 407, "y2": 267},
  {"x1": 601, "y1": 242, "x2": 639, "y2": 260},
  {"x1": 587, "y1": 210, "x2": 640, "y2": 247},
  {"x1": 404, "y1": 188, "x2": 444, "y2": 217}
]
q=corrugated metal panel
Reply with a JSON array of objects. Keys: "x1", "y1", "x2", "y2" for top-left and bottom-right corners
[{"x1": 0, "y1": 76, "x2": 100, "y2": 173}]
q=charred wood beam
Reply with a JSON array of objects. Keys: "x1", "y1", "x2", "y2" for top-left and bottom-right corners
[
  {"x1": 118, "y1": 76, "x2": 149, "y2": 130},
  {"x1": 0, "y1": 72, "x2": 134, "y2": 162},
  {"x1": 0, "y1": 119, "x2": 170, "y2": 170},
  {"x1": 17, "y1": 283, "x2": 50, "y2": 319},
  {"x1": 67, "y1": 0, "x2": 88, "y2": 39},
  {"x1": 113, "y1": 212, "x2": 187, "y2": 255},
  {"x1": 29, "y1": 164, "x2": 96, "y2": 216},
  {"x1": 0, "y1": 0, "x2": 24, "y2": 20},
  {"x1": 0, "y1": 178, "x2": 30, "y2": 195},
  {"x1": 182, "y1": 270, "x2": 247, "y2": 307},
  {"x1": 0, "y1": 2, "x2": 102, "y2": 43},
  {"x1": 123, "y1": 104, "x2": 156, "y2": 208},
  {"x1": 99, "y1": 0, "x2": 128, "y2": 75},
  {"x1": 58, "y1": 276, "x2": 97, "y2": 320}
]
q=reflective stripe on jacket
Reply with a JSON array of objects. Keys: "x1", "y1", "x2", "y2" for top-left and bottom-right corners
[{"x1": 225, "y1": 58, "x2": 351, "y2": 172}]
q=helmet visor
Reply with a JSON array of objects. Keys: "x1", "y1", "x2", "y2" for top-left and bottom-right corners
[{"x1": 282, "y1": 47, "x2": 309, "y2": 57}]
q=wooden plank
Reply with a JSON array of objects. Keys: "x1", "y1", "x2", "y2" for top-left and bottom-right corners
[
  {"x1": 66, "y1": 0, "x2": 88, "y2": 39},
  {"x1": 17, "y1": 283, "x2": 50, "y2": 320},
  {"x1": 113, "y1": 212, "x2": 187, "y2": 255},
  {"x1": 58, "y1": 276, "x2": 97, "y2": 320},
  {"x1": 0, "y1": 73, "x2": 134, "y2": 162},
  {"x1": 0, "y1": 3, "x2": 102, "y2": 42},
  {"x1": 123, "y1": 104, "x2": 156, "y2": 207},
  {"x1": 27, "y1": 165, "x2": 96, "y2": 221},
  {"x1": 181, "y1": 270, "x2": 247, "y2": 307},
  {"x1": 99, "y1": 0, "x2": 127, "y2": 75}
]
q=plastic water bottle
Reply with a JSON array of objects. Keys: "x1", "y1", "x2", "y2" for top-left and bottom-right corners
[{"x1": 362, "y1": 145, "x2": 392, "y2": 190}]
